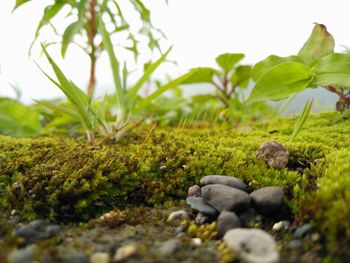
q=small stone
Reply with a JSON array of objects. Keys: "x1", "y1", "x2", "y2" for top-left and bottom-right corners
[
  {"x1": 191, "y1": 238, "x2": 202, "y2": 246},
  {"x1": 45, "y1": 224, "x2": 62, "y2": 237},
  {"x1": 256, "y1": 141, "x2": 289, "y2": 169},
  {"x1": 114, "y1": 245, "x2": 137, "y2": 262},
  {"x1": 250, "y1": 186, "x2": 284, "y2": 215},
  {"x1": 90, "y1": 252, "x2": 110, "y2": 263},
  {"x1": 294, "y1": 224, "x2": 312, "y2": 238},
  {"x1": 224, "y1": 228, "x2": 279, "y2": 263},
  {"x1": 217, "y1": 211, "x2": 241, "y2": 237},
  {"x1": 29, "y1": 220, "x2": 48, "y2": 231},
  {"x1": 186, "y1": 197, "x2": 217, "y2": 216},
  {"x1": 201, "y1": 184, "x2": 250, "y2": 213},
  {"x1": 174, "y1": 225, "x2": 187, "y2": 235},
  {"x1": 272, "y1": 220, "x2": 290, "y2": 232},
  {"x1": 8, "y1": 245, "x2": 37, "y2": 263},
  {"x1": 166, "y1": 210, "x2": 190, "y2": 223},
  {"x1": 287, "y1": 239, "x2": 302, "y2": 250},
  {"x1": 158, "y1": 239, "x2": 180, "y2": 256},
  {"x1": 188, "y1": 185, "x2": 201, "y2": 197},
  {"x1": 195, "y1": 212, "x2": 209, "y2": 225},
  {"x1": 64, "y1": 251, "x2": 89, "y2": 263},
  {"x1": 160, "y1": 166, "x2": 167, "y2": 172},
  {"x1": 200, "y1": 175, "x2": 247, "y2": 191},
  {"x1": 311, "y1": 233, "x2": 320, "y2": 242},
  {"x1": 16, "y1": 225, "x2": 39, "y2": 243}
]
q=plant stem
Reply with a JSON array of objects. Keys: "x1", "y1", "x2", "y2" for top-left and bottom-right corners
[{"x1": 87, "y1": 0, "x2": 97, "y2": 97}]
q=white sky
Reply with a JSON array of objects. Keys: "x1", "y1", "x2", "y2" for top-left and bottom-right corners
[{"x1": 1, "y1": 0, "x2": 350, "y2": 103}]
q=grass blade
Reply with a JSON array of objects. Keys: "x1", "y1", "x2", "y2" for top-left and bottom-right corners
[{"x1": 290, "y1": 99, "x2": 313, "y2": 142}]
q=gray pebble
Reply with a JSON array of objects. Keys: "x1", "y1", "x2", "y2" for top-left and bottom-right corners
[
  {"x1": 187, "y1": 185, "x2": 201, "y2": 197},
  {"x1": 46, "y1": 224, "x2": 62, "y2": 237},
  {"x1": 200, "y1": 175, "x2": 247, "y2": 191},
  {"x1": 186, "y1": 197, "x2": 217, "y2": 216},
  {"x1": 16, "y1": 225, "x2": 39, "y2": 244},
  {"x1": 195, "y1": 212, "x2": 209, "y2": 225},
  {"x1": 224, "y1": 228, "x2": 279, "y2": 263},
  {"x1": 29, "y1": 220, "x2": 48, "y2": 231},
  {"x1": 294, "y1": 224, "x2": 312, "y2": 238},
  {"x1": 250, "y1": 186, "x2": 284, "y2": 215},
  {"x1": 287, "y1": 239, "x2": 302, "y2": 250},
  {"x1": 174, "y1": 225, "x2": 187, "y2": 235},
  {"x1": 8, "y1": 245, "x2": 37, "y2": 263},
  {"x1": 158, "y1": 239, "x2": 180, "y2": 256},
  {"x1": 217, "y1": 211, "x2": 241, "y2": 236},
  {"x1": 201, "y1": 184, "x2": 250, "y2": 213},
  {"x1": 256, "y1": 141, "x2": 289, "y2": 169},
  {"x1": 64, "y1": 251, "x2": 89, "y2": 263}
]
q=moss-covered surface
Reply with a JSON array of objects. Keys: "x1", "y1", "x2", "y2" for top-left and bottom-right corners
[{"x1": 1, "y1": 111, "x2": 350, "y2": 259}]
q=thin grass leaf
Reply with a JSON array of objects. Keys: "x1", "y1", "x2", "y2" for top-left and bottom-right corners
[
  {"x1": 290, "y1": 99, "x2": 313, "y2": 142},
  {"x1": 35, "y1": 100, "x2": 80, "y2": 118}
]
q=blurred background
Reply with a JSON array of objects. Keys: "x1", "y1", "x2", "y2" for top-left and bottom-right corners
[{"x1": 1, "y1": 0, "x2": 350, "y2": 112}]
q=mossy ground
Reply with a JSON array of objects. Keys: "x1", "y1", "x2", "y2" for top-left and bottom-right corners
[{"x1": 1, "y1": 111, "x2": 350, "y2": 260}]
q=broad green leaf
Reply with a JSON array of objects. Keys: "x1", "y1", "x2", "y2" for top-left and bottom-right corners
[
  {"x1": 40, "y1": 46, "x2": 94, "y2": 130},
  {"x1": 61, "y1": 20, "x2": 85, "y2": 57},
  {"x1": 311, "y1": 53, "x2": 350, "y2": 87},
  {"x1": 0, "y1": 98, "x2": 41, "y2": 137},
  {"x1": 297, "y1": 23, "x2": 334, "y2": 66},
  {"x1": 215, "y1": 53, "x2": 244, "y2": 72},
  {"x1": 252, "y1": 55, "x2": 302, "y2": 82},
  {"x1": 181, "y1": 67, "x2": 217, "y2": 84},
  {"x1": 98, "y1": 18, "x2": 124, "y2": 108},
  {"x1": 126, "y1": 47, "x2": 172, "y2": 105},
  {"x1": 138, "y1": 71, "x2": 195, "y2": 108},
  {"x1": 13, "y1": 0, "x2": 32, "y2": 11},
  {"x1": 231, "y1": 65, "x2": 251, "y2": 88},
  {"x1": 248, "y1": 62, "x2": 312, "y2": 103}
]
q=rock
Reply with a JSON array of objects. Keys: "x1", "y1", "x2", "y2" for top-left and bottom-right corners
[
  {"x1": 45, "y1": 224, "x2": 62, "y2": 237},
  {"x1": 187, "y1": 185, "x2": 201, "y2": 197},
  {"x1": 256, "y1": 141, "x2": 289, "y2": 169},
  {"x1": 191, "y1": 238, "x2": 202, "y2": 246},
  {"x1": 114, "y1": 245, "x2": 137, "y2": 262},
  {"x1": 8, "y1": 245, "x2": 37, "y2": 263},
  {"x1": 200, "y1": 175, "x2": 247, "y2": 191},
  {"x1": 201, "y1": 184, "x2": 250, "y2": 213},
  {"x1": 90, "y1": 252, "x2": 110, "y2": 263},
  {"x1": 294, "y1": 224, "x2": 312, "y2": 238},
  {"x1": 195, "y1": 212, "x2": 209, "y2": 225},
  {"x1": 287, "y1": 239, "x2": 302, "y2": 250},
  {"x1": 29, "y1": 220, "x2": 48, "y2": 231},
  {"x1": 272, "y1": 220, "x2": 290, "y2": 232},
  {"x1": 250, "y1": 186, "x2": 284, "y2": 215},
  {"x1": 217, "y1": 211, "x2": 241, "y2": 236},
  {"x1": 158, "y1": 239, "x2": 180, "y2": 256},
  {"x1": 64, "y1": 251, "x2": 89, "y2": 263},
  {"x1": 15, "y1": 225, "x2": 40, "y2": 244},
  {"x1": 174, "y1": 225, "x2": 187, "y2": 235},
  {"x1": 166, "y1": 210, "x2": 190, "y2": 223},
  {"x1": 186, "y1": 197, "x2": 217, "y2": 216},
  {"x1": 223, "y1": 228, "x2": 279, "y2": 263}
]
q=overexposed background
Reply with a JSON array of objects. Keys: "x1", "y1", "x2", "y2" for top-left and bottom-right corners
[{"x1": 1, "y1": 0, "x2": 349, "y2": 110}]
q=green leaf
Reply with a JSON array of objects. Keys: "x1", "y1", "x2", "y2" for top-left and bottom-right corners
[
  {"x1": 40, "y1": 45, "x2": 94, "y2": 130},
  {"x1": 13, "y1": 0, "x2": 32, "y2": 11},
  {"x1": 61, "y1": 20, "x2": 85, "y2": 57},
  {"x1": 248, "y1": 62, "x2": 312, "y2": 103},
  {"x1": 0, "y1": 98, "x2": 41, "y2": 136},
  {"x1": 126, "y1": 47, "x2": 172, "y2": 106},
  {"x1": 130, "y1": 0, "x2": 151, "y2": 23},
  {"x1": 297, "y1": 23, "x2": 335, "y2": 66},
  {"x1": 181, "y1": 67, "x2": 217, "y2": 84},
  {"x1": 35, "y1": 100, "x2": 80, "y2": 118},
  {"x1": 311, "y1": 53, "x2": 350, "y2": 87},
  {"x1": 231, "y1": 65, "x2": 251, "y2": 88},
  {"x1": 215, "y1": 53, "x2": 244, "y2": 72},
  {"x1": 252, "y1": 55, "x2": 302, "y2": 82},
  {"x1": 138, "y1": 71, "x2": 195, "y2": 108},
  {"x1": 98, "y1": 18, "x2": 124, "y2": 108},
  {"x1": 290, "y1": 99, "x2": 313, "y2": 142}
]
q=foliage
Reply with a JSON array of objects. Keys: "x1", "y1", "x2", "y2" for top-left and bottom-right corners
[
  {"x1": 248, "y1": 23, "x2": 350, "y2": 108},
  {"x1": 290, "y1": 99, "x2": 313, "y2": 142}
]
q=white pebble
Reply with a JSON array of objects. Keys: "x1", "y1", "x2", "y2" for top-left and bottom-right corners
[
  {"x1": 191, "y1": 238, "x2": 202, "y2": 246},
  {"x1": 90, "y1": 252, "x2": 110, "y2": 263},
  {"x1": 113, "y1": 245, "x2": 137, "y2": 262},
  {"x1": 166, "y1": 210, "x2": 189, "y2": 223}
]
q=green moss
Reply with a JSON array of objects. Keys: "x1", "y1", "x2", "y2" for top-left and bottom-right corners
[{"x1": 1, "y1": 110, "x2": 350, "y2": 256}]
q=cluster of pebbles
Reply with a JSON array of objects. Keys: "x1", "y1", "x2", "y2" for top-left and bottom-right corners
[{"x1": 183, "y1": 175, "x2": 284, "y2": 263}]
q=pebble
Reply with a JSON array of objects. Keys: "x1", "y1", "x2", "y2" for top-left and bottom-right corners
[
  {"x1": 201, "y1": 184, "x2": 250, "y2": 213},
  {"x1": 186, "y1": 197, "x2": 217, "y2": 216},
  {"x1": 287, "y1": 239, "x2": 302, "y2": 250},
  {"x1": 166, "y1": 210, "x2": 190, "y2": 223},
  {"x1": 29, "y1": 220, "x2": 48, "y2": 231},
  {"x1": 256, "y1": 141, "x2": 289, "y2": 169},
  {"x1": 8, "y1": 245, "x2": 37, "y2": 263},
  {"x1": 294, "y1": 224, "x2": 312, "y2": 238},
  {"x1": 187, "y1": 185, "x2": 201, "y2": 197},
  {"x1": 114, "y1": 245, "x2": 137, "y2": 262},
  {"x1": 272, "y1": 220, "x2": 290, "y2": 232},
  {"x1": 217, "y1": 211, "x2": 241, "y2": 237},
  {"x1": 250, "y1": 186, "x2": 284, "y2": 215},
  {"x1": 158, "y1": 239, "x2": 180, "y2": 256},
  {"x1": 191, "y1": 238, "x2": 202, "y2": 246},
  {"x1": 174, "y1": 225, "x2": 187, "y2": 235},
  {"x1": 200, "y1": 175, "x2": 247, "y2": 191},
  {"x1": 64, "y1": 251, "x2": 89, "y2": 263},
  {"x1": 90, "y1": 252, "x2": 110, "y2": 263},
  {"x1": 223, "y1": 228, "x2": 279, "y2": 263},
  {"x1": 195, "y1": 212, "x2": 209, "y2": 225},
  {"x1": 46, "y1": 224, "x2": 62, "y2": 237}
]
